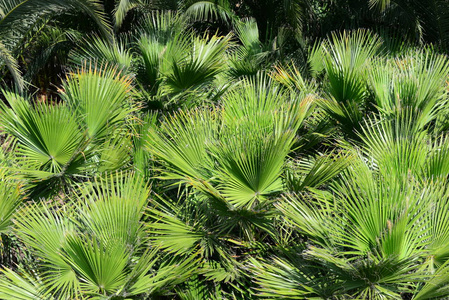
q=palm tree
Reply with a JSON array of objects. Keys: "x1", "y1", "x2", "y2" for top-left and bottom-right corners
[
  {"x1": 0, "y1": 172, "x2": 196, "y2": 299},
  {"x1": 308, "y1": 29, "x2": 382, "y2": 139},
  {"x1": 146, "y1": 74, "x2": 354, "y2": 297},
  {"x1": 0, "y1": 65, "x2": 135, "y2": 197},
  {"x1": 251, "y1": 114, "x2": 449, "y2": 299},
  {"x1": 0, "y1": 0, "x2": 111, "y2": 91},
  {"x1": 3, "y1": 1, "x2": 449, "y2": 298}
]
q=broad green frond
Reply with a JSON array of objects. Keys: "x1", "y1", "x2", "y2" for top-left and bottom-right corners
[
  {"x1": 74, "y1": 172, "x2": 150, "y2": 249},
  {"x1": 311, "y1": 29, "x2": 382, "y2": 137},
  {"x1": 0, "y1": 90, "x2": 86, "y2": 180},
  {"x1": 14, "y1": 203, "x2": 79, "y2": 297},
  {"x1": 0, "y1": 268, "x2": 52, "y2": 300},
  {"x1": 183, "y1": 0, "x2": 236, "y2": 26},
  {"x1": 61, "y1": 64, "x2": 136, "y2": 140},
  {"x1": 147, "y1": 109, "x2": 218, "y2": 186},
  {"x1": 62, "y1": 235, "x2": 129, "y2": 294},
  {"x1": 285, "y1": 151, "x2": 353, "y2": 192},
  {"x1": 138, "y1": 10, "x2": 186, "y2": 40},
  {"x1": 70, "y1": 35, "x2": 133, "y2": 72},
  {"x1": 162, "y1": 34, "x2": 230, "y2": 96},
  {"x1": 369, "y1": 50, "x2": 449, "y2": 130},
  {"x1": 414, "y1": 260, "x2": 449, "y2": 299},
  {"x1": 359, "y1": 114, "x2": 429, "y2": 180}
]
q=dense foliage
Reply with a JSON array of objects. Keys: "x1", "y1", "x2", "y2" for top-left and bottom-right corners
[{"x1": 2, "y1": 0, "x2": 449, "y2": 299}]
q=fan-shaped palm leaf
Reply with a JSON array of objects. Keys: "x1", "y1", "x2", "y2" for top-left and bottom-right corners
[
  {"x1": 162, "y1": 34, "x2": 230, "y2": 96},
  {"x1": 74, "y1": 172, "x2": 150, "y2": 248},
  {"x1": 182, "y1": 0, "x2": 236, "y2": 26},
  {"x1": 285, "y1": 151, "x2": 354, "y2": 193},
  {"x1": 137, "y1": 10, "x2": 187, "y2": 42},
  {"x1": 227, "y1": 18, "x2": 271, "y2": 79},
  {"x1": 14, "y1": 203, "x2": 79, "y2": 298},
  {"x1": 1, "y1": 172, "x2": 196, "y2": 298},
  {"x1": 70, "y1": 35, "x2": 133, "y2": 73},
  {"x1": 0, "y1": 90, "x2": 89, "y2": 191},
  {"x1": 310, "y1": 29, "x2": 382, "y2": 138},
  {"x1": 137, "y1": 30, "x2": 190, "y2": 97},
  {"x1": 369, "y1": 49, "x2": 449, "y2": 131},
  {"x1": 62, "y1": 235, "x2": 129, "y2": 295},
  {"x1": 147, "y1": 108, "x2": 218, "y2": 188},
  {"x1": 61, "y1": 64, "x2": 136, "y2": 140},
  {"x1": 0, "y1": 268, "x2": 52, "y2": 300}
]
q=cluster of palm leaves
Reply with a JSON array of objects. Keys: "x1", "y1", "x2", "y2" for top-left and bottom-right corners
[{"x1": 2, "y1": 1, "x2": 449, "y2": 299}]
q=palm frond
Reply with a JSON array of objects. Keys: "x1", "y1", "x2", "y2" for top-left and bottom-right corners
[
  {"x1": 61, "y1": 64, "x2": 136, "y2": 140},
  {"x1": 183, "y1": 0, "x2": 236, "y2": 26},
  {"x1": 0, "y1": 40, "x2": 23, "y2": 90},
  {"x1": 0, "y1": 90, "x2": 88, "y2": 187},
  {"x1": 414, "y1": 260, "x2": 449, "y2": 300},
  {"x1": 113, "y1": 0, "x2": 138, "y2": 30},
  {"x1": 14, "y1": 203, "x2": 79, "y2": 298},
  {"x1": 147, "y1": 108, "x2": 217, "y2": 188},
  {"x1": 369, "y1": 49, "x2": 449, "y2": 130},
  {"x1": 250, "y1": 255, "x2": 320, "y2": 299},
  {"x1": 227, "y1": 19, "x2": 270, "y2": 79},
  {"x1": 0, "y1": 0, "x2": 111, "y2": 42},
  {"x1": 215, "y1": 75, "x2": 313, "y2": 208},
  {"x1": 137, "y1": 31, "x2": 191, "y2": 96},
  {"x1": 137, "y1": 10, "x2": 187, "y2": 41},
  {"x1": 62, "y1": 235, "x2": 129, "y2": 295},
  {"x1": 0, "y1": 267, "x2": 52, "y2": 300},
  {"x1": 162, "y1": 34, "x2": 230, "y2": 96},
  {"x1": 0, "y1": 174, "x2": 22, "y2": 233},
  {"x1": 358, "y1": 114, "x2": 428, "y2": 180},
  {"x1": 311, "y1": 29, "x2": 382, "y2": 137},
  {"x1": 70, "y1": 35, "x2": 133, "y2": 73},
  {"x1": 285, "y1": 151, "x2": 353, "y2": 192},
  {"x1": 74, "y1": 172, "x2": 150, "y2": 249}
]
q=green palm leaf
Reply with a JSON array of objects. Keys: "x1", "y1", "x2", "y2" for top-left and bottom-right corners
[
  {"x1": 61, "y1": 64, "x2": 136, "y2": 140},
  {"x1": 285, "y1": 151, "x2": 354, "y2": 192},
  {"x1": 0, "y1": 268, "x2": 53, "y2": 300},
  {"x1": 0, "y1": 90, "x2": 87, "y2": 181},
  {"x1": 62, "y1": 235, "x2": 129, "y2": 295},
  {"x1": 0, "y1": 173, "x2": 22, "y2": 234},
  {"x1": 228, "y1": 19, "x2": 270, "y2": 79},
  {"x1": 14, "y1": 203, "x2": 79, "y2": 298},
  {"x1": 113, "y1": 0, "x2": 138, "y2": 30},
  {"x1": 310, "y1": 29, "x2": 382, "y2": 137},
  {"x1": 250, "y1": 255, "x2": 322, "y2": 299},
  {"x1": 214, "y1": 128, "x2": 293, "y2": 208},
  {"x1": 414, "y1": 260, "x2": 449, "y2": 299},
  {"x1": 369, "y1": 50, "x2": 449, "y2": 130},
  {"x1": 0, "y1": 0, "x2": 110, "y2": 41},
  {"x1": 0, "y1": 40, "x2": 23, "y2": 90},
  {"x1": 74, "y1": 172, "x2": 150, "y2": 249},
  {"x1": 216, "y1": 75, "x2": 313, "y2": 208},
  {"x1": 162, "y1": 34, "x2": 230, "y2": 96},
  {"x1": 137, "y1": 30, "x2": 190, "y2": 97},
  {"x1": 147, "y1": 109, "x2": 217, "y2": 187},
  {"x1": 0, "y1": 0, "x2": 111, "y2": 90},
  {"x1": 70, "y1": 35, "x2": 133, "y2": 73},
  {"x1": 183, "y1": 0, "x2": 236, "y2": 26}
]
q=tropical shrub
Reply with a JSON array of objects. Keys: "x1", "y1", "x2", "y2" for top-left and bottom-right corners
[{"x1": 1, "y1": 1, "x2": 449, "y2": 299}]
